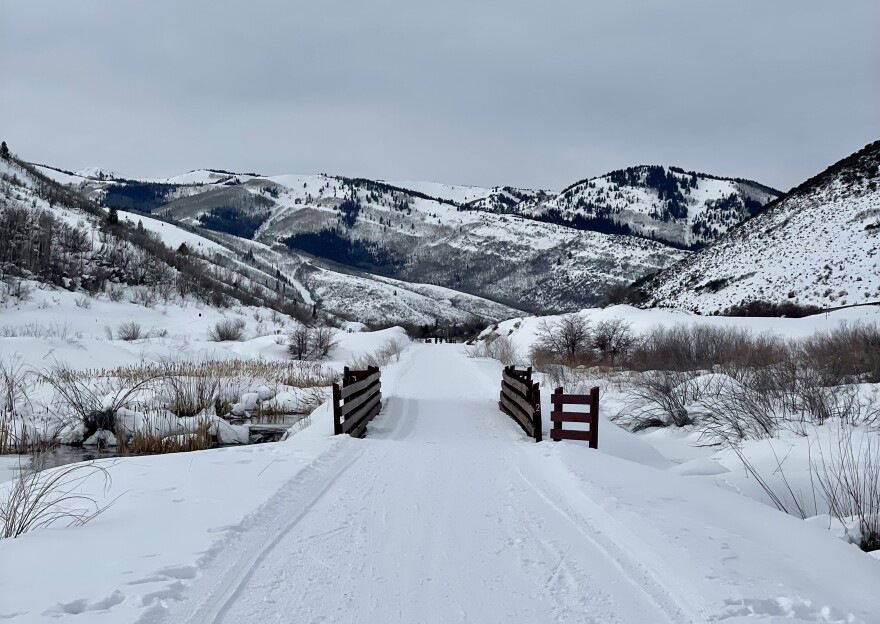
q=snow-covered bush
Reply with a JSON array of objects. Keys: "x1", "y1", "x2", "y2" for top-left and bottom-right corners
[{"x1": 209, "y1": 317, "x2": 247, "y2": 342}]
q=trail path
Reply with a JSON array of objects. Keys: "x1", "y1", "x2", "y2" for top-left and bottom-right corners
[
  {"x1": 159, "y1": 346, "x2": 705, "y2": 624},
  {"x1": 148, "y1": 345, "x2": 880, "y2": 624}
]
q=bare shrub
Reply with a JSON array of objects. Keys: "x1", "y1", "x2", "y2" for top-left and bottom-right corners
[
  {"x1": 800, "y1": 322, "x2": 880, "y2": 384},
  {"x1": 0, "y1": 356, "x2": 32, "y2": 416},
  {"x1": 128, "y1": 287, "x2": 157, "y2": 308},
  {"x1": 74, "y1": 295, "x2": 91, "y2": 309},
  {"x1": 628, "y1": 324, "x2": 789, "y2": 374},
  {"x1": 534, "y1": 314, "x2": 592, "y2": 366},
  {"x1": 288, "y1": 325, "x2": 312, "y2": 360},
  {"x1": 731, "y1": 423, "x2": 880, "y2": 552},
  {"x1": 311, "y1": 327, "x2": 338, "y2": 359},
  {"x1": 591, "y1": 318, "x2": 636, "y2": 365},
  {"x1": 209, "y1": 317, "x2": 247, "y2": 342},
  {"x1": 117, "y1": 321, "x2": 142, "y2": 342},
  {"x1": 1, "y1": 459, "x2": 113, "y2": 539},
  {"x1": 288, "y1": 325, "x2": 338, "y2": 360},
  {"x1": 813, "y1": 423, "x2": 880, "y2": 551},
  {"x1": 621, "y1": 370, "x2": 699, "y2": 431},
  {"x1": 40, "y1": 363, "x2": 161, "y2": 437},
  {"x1": 106, "y1": 284, "x2": 124, "y2": 302}
]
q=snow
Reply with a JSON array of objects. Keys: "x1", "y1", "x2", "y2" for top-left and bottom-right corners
[
  {"x1": 116, "y1": 211, "x2": 228, "y2": 254},
  {"x1": 386, "y1": 179, "x2": 495, "y2": 204},
  {"x1": 491, "y1": 303, "x2": 880, "y2": 359},
  {"x1": 648, "y1": 143, "x2": 880, "y2": 313},
  {"x1": 2, "y1": 345, "x2": 878, "y2": 623},
  {"x1": 30, "y1": 165, "x2": 87, "y2": 186},
  {"x1": 75, "y1": 166, "x2": 123, "y2": 180}
]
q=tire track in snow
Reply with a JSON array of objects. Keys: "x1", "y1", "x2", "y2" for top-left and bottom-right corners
[
  {"x1": 512, "y1": 459, "x2": 714, "y2": 623},
  {"x1": 141, "y1": 441, "x2": 367, "y2": 624}
]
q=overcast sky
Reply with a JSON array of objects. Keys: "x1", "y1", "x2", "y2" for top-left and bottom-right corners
[{"x1": 2, "y1": 1, "x2": 878, "y2": 191}]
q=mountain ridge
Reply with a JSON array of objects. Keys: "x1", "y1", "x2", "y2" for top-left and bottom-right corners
[{"x1": 641, "y1": 140, "x2": 880, "y2": 314}]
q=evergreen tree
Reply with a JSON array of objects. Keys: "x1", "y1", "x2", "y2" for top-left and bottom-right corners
[
  {"x1": 177, "y1": 242, "x2": 190, "y2": 255},
  {"x1": 0, "y1": 141, "x2": 8, "y2": 159},
  {"x1": 107, "y1": 207, "x2": 119, "y2": 225}
]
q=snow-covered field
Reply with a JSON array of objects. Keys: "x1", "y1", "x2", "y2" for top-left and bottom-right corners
[
  {"x1": 0, "y1": 279, "x2": 410, "y2": 453},
  {"x1": 3, "y1": 344, "x2": 880, "y2": 623},
  {"x1": 485, "y1": 305, "x2": 880, "y2": 553}
]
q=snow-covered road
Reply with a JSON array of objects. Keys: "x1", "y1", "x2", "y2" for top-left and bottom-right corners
[
  {"x1": 148, "y1": 345, "x2": 880, "y2": 624},
  {"x1": 4, "y1": 344, "x2": 880, "y2": 624}
]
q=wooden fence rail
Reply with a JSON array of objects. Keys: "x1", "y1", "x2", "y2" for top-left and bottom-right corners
[
  {"x1": 550, "y1": 386, "x2": 599, "y2": 448},
  {"x1": 332, "y1": 365, "x2": 382, "y2": 438},
  {"x1": 499, "y1": 366, "x2": 542, "y2": 442}
]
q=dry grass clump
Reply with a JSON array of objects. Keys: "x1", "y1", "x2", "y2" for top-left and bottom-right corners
[
  {"x1": 0, "y1": 459, "x2": 113, "y2": 540},
  {"x1": 467, "y1": 335, "x2": 521, "y2": 366},
  {"x1": 68, "y1": 358, "x2": 336, "y2": 389},
  {"x1": 1, "y1": 321, "x2": 82, "y2": 342},
  {"x1": 116, "y1": 320, "x2": 143, "y2": 341},
  {"x1": 813, "y1": 423, "x2": 880, "y2": 551},
  {"x1": 347, "y1": 338, "x2": 407, "y2": 369},
  {"x1": 115, "y1": 419, "x2": 214, "y2": 455}
]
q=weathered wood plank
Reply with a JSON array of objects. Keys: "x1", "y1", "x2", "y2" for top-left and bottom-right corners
[
  {"x1": 502, "y1": 385, "x2": 536, "y2": 418},
  {"x1": 342, "y1": 392, "x2": 382, "y2": 435},
  {"x1": 550, "y1": 410, "x2": 593, "y2": 423},
  {"x1": 550, "y1": 394, "x2": 597, "y2": 406},
  {"x1": 500, "y1": 393, "x2": 533, "y2": 435},
  {"x1": 502, "y1": 371, "x2": 530, "y2": 397},
  {"x1": 550, "y1": 429, "x2": 593, "y2": 442},
  {"x1": 340, "y1": 372, "x2": 381, "y2": 400},
  {"x1": 349, "y1": 399, "x2": 382, "y2": 438},
  {"x1": 340, "y1": 381, "x2": 381, "y2": 416}
]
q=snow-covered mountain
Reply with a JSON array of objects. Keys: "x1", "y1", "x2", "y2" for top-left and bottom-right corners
[
  {"x1": 466, "y1": 166, "x2": 781, "y2": 249},
  {"x1": 643, "y1": 141, "x2": 880, "y2": 314},
  {"x1": 1, "y1": 158, "x2": 521, "y2": 325},
  {"x1": 38, "y1": 166, "x2": 690, "y2": 311}
]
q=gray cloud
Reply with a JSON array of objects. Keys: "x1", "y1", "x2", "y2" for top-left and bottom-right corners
[{"x1": 2, "y1": 0, "x2": 878, "y2": 191}]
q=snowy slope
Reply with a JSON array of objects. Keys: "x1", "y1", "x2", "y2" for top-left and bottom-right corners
[
  {"x1": 478, "y1": 166, "x2": 781, "y2": 249},
  {"x1": 385, "y1": 179, "x2": 496, "y2": 204},
  {"x1": 1, "y1": 345, "x2": 878, "y2": 623},
  {"x1": 29, "y1": 158, "x2": 785, "y2": 311},
  {"x1": 2, "y1": 158, "x2": 520, "y2": 325},
  {"x1": 644, "y1": 141, "x2": 880, "y2": 314},
  {"x1": 147, "y1": 174, "x2": 684, "y2": 311}
]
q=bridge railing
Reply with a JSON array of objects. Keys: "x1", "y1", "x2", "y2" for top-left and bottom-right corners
[
  {"x1": 498, "y1": 366, "x2": 542, "y2": 442},
  {"x1": 550, "y1": 386, "x2": 599, "y2": 448},
  {"x1": 332, "y1": 366, "x2": 382, "y2": 438}
]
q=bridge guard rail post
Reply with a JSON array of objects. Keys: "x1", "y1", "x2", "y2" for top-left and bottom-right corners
[
  {"x1": 332, "y1": 365, "x2": 382, "y2": 438},
  {"x1": 499, "y1": 366, "x2": 542, "y2": 442},
  {"x1": 550, "y1": 386, "x2": 599, "y2": 449}
]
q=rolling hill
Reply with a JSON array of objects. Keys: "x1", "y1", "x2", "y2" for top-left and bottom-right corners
[{"x1": 642, "y1": 141, "x2": 880, "y2": 314}]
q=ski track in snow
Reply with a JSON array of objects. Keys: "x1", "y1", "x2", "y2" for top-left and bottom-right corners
[{"x1": 146, "y1": 346, "x2": 711, "y2": 624}]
